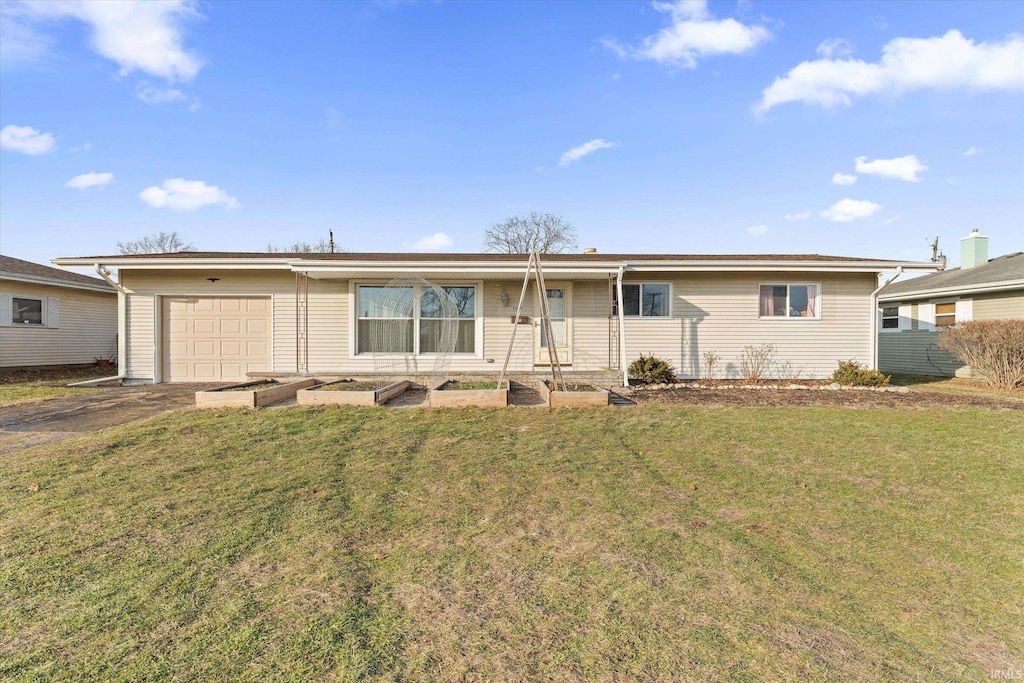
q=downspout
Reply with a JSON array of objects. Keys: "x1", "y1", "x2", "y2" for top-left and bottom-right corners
[
  {"x1": 69, "y1": 265, "x2": 127, "y2": 386},
  {"x1": 870, "y1": 266, "x2": 903, "y2": 370},
  {"x1": 616, "y1": 265, "x2": 628, "y2": 387}
]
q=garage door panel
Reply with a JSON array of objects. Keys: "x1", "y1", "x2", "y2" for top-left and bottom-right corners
[{"x1": 162, "y1": 297, "x2": 271, "y2": 382}]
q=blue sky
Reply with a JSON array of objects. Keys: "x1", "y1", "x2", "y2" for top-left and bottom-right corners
[{"x1": 1, "y1": 0, "x2": 1022, "y2": 267}]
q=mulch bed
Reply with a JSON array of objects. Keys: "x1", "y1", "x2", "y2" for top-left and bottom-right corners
[{"x1": 629, "y1": 388, "x2": 1024, "y2": 410}]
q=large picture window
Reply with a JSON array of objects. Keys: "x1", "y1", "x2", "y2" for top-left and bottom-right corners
[
  {"x1": 613, "y1": 283, "x2": 671, "y2": 317},
  {"x1": 759, "y1": 284, "x2": 819, "y2": 319},
  {"x1": 357, "y1": 284, "x2": 478, "y2": 355}
]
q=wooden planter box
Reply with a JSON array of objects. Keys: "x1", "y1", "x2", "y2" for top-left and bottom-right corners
[
  {"x1": 195, "y1": 378, "x2": 316, "y2": 409},
  {"x1": 537, "y1": 380, "x2": 609, "y2": 408},
  {"x1": 297, "y1": 380, "x2": 409, "y2": 407},
  {"x1": 429, "y1": 381, "x2": 509, "y2": 408}
]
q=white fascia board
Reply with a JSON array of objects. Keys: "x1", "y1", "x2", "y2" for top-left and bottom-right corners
[
  {"x1": 51, "y1": 258, "x2": 294, "y2": 269},
  {"x1": 0, "y1": 272, "x2": 115, "y2": 294},
  {"x1": 878, "y1": 279, "x2": 1024, "y2": 302}
]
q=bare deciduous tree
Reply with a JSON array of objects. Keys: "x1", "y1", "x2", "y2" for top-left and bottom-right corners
[
  {"x1": 266, "y1": 239, "x2": 337, "y2": 254},
  {"x1": 116, "y1": 231, "x2": 195, "y2": 255},
  {"x1": 483, "y1": 212, "x2": 578, "y2": 254}
]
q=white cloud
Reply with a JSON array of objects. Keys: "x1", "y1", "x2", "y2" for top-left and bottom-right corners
[
  {"x1": 139, "y1": 179, "x2": 239, "y2": 211},
  {"x1": 855, "y1": 155, "x2": 927, "y2": 182},
  {"x1": 70, "y1": 141, "x2": 92, "y2": 153},
  {"x1": 559, "y1": 138, "x2": 619, "y2": 167},
  {"x1": 964, "y1": 146, "x2": 982, "y2": 156},
  {"x1": 13, "y1": 0, "x2": 203, "y2": 82},
  {"x1": 817, "y1": 38, "x2": 854, "y2": 59},
  {"x1": 784, "y1": 210, "x2": 812, "y2": 221},
  {"x1": 746, "y1": 224, "x2": 768, "y2": 235},
  {"x1": 757, "y1": 30, "x2": 1024, "y2": 112},
  {"x1": 405, "y1": 232, "x2": 453, "y2": 251},
  {"x1": 603, "y1": 0, "x2": 770, "y2": 69},
  {"x1": 0, "y1": 124, "x2": 56, "y2": 155},
  {"x1": 65, "y1": 172, "x2": 114, "y2": 190},
  {"x1": 820, "y1": 198, "x2": 881, "y2": 222},
  {"x1": 832, "y1": 172, "x2": 858, "y2": 186},
  {"x1": 136, "y1": 83, "x2": 187, "y2": 105}
]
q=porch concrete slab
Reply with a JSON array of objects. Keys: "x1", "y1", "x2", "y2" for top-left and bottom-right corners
[{"x1": 0, "y1": 383, "x2": 222, "y2": 455}]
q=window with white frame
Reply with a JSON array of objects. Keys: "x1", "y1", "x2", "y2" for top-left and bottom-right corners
[
  {"x1": 357, "y1": 284, "x2": 478, "y2": 354},
  {"x1": 759, "y1": 284, "x2": 820, "y2": 319},
  {"x1": 934, "y1": 302, "x2": 957, "y2": 328},
  {"x1": 12, "y1": 297, "x2": 44, "y2": 325},
  {"x1": 881, "y1": 306, "x2": 899, "y2": 330},
  {"x1": 612, "y1": 283, "x2": 671, "y2": 317}
]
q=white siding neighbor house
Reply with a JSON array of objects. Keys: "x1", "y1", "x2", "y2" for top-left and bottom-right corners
[
  {"x1": 1, "y1": 255, "x2": 117, "y2": 368},
  {"x1": 52, "y1": 251, "x2": 937, "y2": 385},
  {"x1": 878, "y1": 230, "x2": 1024, "y2": 377}
]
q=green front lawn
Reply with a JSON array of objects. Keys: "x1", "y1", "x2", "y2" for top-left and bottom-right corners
[
  {"x1": 889, "y1": 372, "x2": 1024, "y2": 403},
  {"x1": 2, "y1": 406, "x2": 1022, "y2": 681},
  {"x1": 0, "y1": 365, "x2": 116, "y2": 407}
]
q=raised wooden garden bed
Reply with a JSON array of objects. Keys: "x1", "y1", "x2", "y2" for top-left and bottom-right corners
[
  {"x1": 195, "y1": 378, "x2": 316, "y2": 409},
  {"x1": 296, "y1": 380, "x2": 409, "y2": 407},
  {"x1": 429, "y1": 380, "x2": 509, "y2": 408},
  {"x1": 537, "y1": 380, "x2": 609, "y2": 408}
]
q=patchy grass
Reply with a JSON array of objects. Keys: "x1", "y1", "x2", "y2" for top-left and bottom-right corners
[
  {"x1": 889, "y1": 373, "x2": 1024, "y2": 402},
  {"x1": 2, "y1": 406, "x2": 1022, "y2": 681},
  {"x1": 438, "y1": 380, "x2": 508, "y2": 390},
  {"x1": 550, "y1": 381, "x2": 600, "y2": 392},
  {"x1": 0, "y1": 365, "x2": 116, "y2": 407},
  {"x1": 317, "y1": 381, "x2": 379, "y2": 392}
]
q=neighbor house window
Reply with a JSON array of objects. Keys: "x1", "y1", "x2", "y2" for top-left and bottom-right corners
[
  {"x1": 12, "y1": 297, "x2": 44, "y2": 325},
  {"x1": 759, "y1": 284, "x2": 819, "y2": 319},
  {"x1": 613, "y1": 283, "x2": 671, "y2": 317},
  {"x1": 357, "y1": 284, "x2": 477, "y2": 354},
  {"x1": 881, "y1": 306, "x2": 899, "y2": 329},
  {"x1": 934, "y1": 302, "x2": 956, "y2": 328}
]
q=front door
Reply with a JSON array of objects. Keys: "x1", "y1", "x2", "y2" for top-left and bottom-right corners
[{"x1": 535, "y1": 283, "x2": 571, "y2": 365}]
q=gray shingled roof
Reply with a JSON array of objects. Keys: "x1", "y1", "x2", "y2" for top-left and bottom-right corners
[
  {"x1": 0, "y1": 254, "x2": 113, "y2": 289},
  {"x1": 59, "y1": 251, "x2": 906, "y2": 263},
  {"x1": 880, "y1": 252, "x2": 1024, "y2": 298}
]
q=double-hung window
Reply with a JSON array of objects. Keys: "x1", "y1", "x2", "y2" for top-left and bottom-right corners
[
  {"x1": 934, "y1": 302, "x2": 956, "y2": 328},
  {"x1": 759, "y1": 284, "x2": 820, "y2": 319},
  {"x1": 613, "y1": 283, "x2": 671, "y2": 317},
  {"x1": 357, "y1": 284, "x2": 477, "y2": 355},
  {"x1": 881, "y1": 306, "x2": 899, "y2": 330}
]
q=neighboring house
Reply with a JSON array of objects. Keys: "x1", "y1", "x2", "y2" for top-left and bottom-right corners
[
  {"x1": 52, "y1": 251, "x2": 936, "y2": 385},
  {"x1": 878, "y1": 230, "x2": 1024, "y2": 377},
  {"x1": 1, "y1": 255, "x2": 117, "y2": 368}
]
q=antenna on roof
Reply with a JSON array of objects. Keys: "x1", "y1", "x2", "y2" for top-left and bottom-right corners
[
  {"x1": 928, "y1": 236, "x2": 947, "y2": 270},
  {"x1": 329, "y1": 229, "x2": 335, "y2": 254}
]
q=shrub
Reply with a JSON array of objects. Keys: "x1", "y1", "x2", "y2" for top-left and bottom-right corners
[
  {"x1": 739, "y1": 343, "x2": 776, "y2": 382},
  {"x1": 937, "y1": 319, "x2": 1024, "y2": 391},
  {"x1": 701, "y1": 351, "x2": 721, "y2": 381},
  {"x1": 628, "y1": 354, "x2": 676, "y2": 384},
  {"x1": 830, "y1": 360, "x2": 890, "y2": 387}
]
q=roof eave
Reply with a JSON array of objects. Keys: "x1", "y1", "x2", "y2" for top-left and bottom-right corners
[
  {"x1": 0, "y1": 271, "x2": 115, "y2": 293},
  {"x1": 878, "y1": 278, "x2": 1024, "y2": 302}
]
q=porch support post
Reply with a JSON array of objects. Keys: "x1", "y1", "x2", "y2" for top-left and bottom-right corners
[{"x1": 616, "y1": 265, "x2": 628, "y2": 388}]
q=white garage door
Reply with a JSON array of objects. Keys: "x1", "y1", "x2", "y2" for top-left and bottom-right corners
[{"x1": 162, "y1": 297, "x2": 271, "y2": 382}]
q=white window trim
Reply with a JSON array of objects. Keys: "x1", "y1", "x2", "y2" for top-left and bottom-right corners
[
  {"x1": 349, "y1": 281, "x2": 484, "y2": 359},
  {"x1": 879, "y1": 304, "x2": 901, "y2": 333},
  {"x1": 932, "y1": 298, "x2": 959, "y2": 330},
  {"x1": 9, "y1": 294, "x2": 48, "y2": 327},
  {"x1": 615, "y1": 282, "x2": 673, "y2": 318},
  {"x1": 758, "y1": 282, "x2": 822, "y2": 321}
]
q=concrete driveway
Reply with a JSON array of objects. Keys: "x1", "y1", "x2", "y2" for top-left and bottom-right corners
[{"x1": 0, "y1": 383, "x2": 220, "y2": 454}]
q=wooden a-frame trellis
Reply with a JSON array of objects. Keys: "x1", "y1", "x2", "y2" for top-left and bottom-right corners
[{"x1": 497, "y1": 250, "x2": 567, "y2": 392}]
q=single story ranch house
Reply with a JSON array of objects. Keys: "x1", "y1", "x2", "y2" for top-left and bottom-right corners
[{"x1": 52, "y1": 251, "x2": 937, "y2": 385}]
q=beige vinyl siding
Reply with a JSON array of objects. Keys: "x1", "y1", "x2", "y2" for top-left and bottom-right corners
[
  {"x1": 973, "y1": 290, "x2": 1024, "y2": 319},
  {"x1": 878, "y1": 288, "x2": 1023, "y2": 378},
  {"x1": 122, "y1": 269, "x2": 876, "y2": 381},
  {"x1": 0, "y1": 279, "x2": 116, "y2": 368},
  {"x1": 125, "y1": 294, "x2": 155, "y2": 380},
  {"x1": 616, "y1": 272, "x2": 875, "y2": 379}
]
